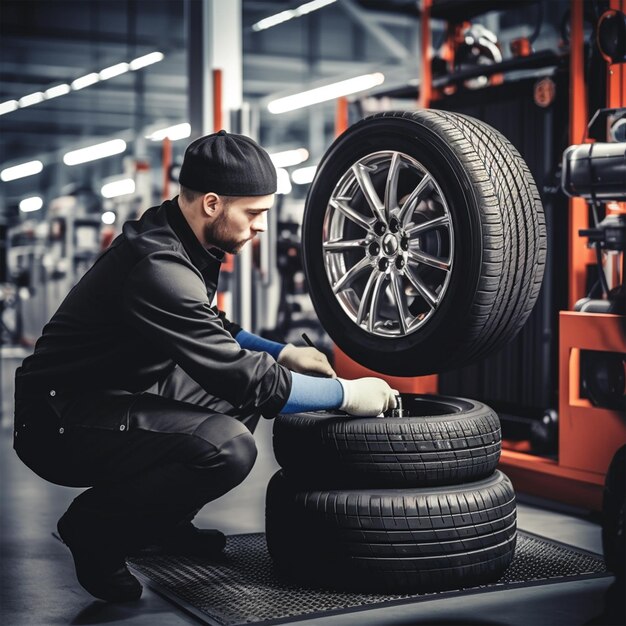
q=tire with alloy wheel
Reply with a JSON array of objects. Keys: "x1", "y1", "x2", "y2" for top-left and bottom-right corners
[
  {"x1": 302, "y1": 110, "x2": 546, "y2": 375},
  {"x1": 273, "y1": 394, "x2": 501, "y2": 487},
  {"x1": 266, "y1": 469, "x2": 517, "y2": 593}
]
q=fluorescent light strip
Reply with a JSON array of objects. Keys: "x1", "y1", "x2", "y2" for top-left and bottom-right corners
[
  {"x1": 63, "y1": 139, "x2": 127, "y2": 166},
  {"x1": 44, "y1": 84, "x2": 71, "y2": 99},
  {"x1": 1, "y1": 160, "x2": 43, "y2": 182},
  {"x1": 19, "y1": 92, "x2": 45, "y2": 108},
  {"x1": 101, "y1": 178, "x2": 135, "y2": 198},
  {"x1": 99, "y1": 62, "x2": 129, "y2": 80},
  {"x1": 3, "y1": 51, "x2": 164, "y2": 116},
  {"x1": 268, "y1": 72, "x2": 385, "y2": 114},
  {"x1": 147, "y1": 123, "x2": 191, "y2": 141},
  {"x1": 19, "y1": 196, "x2": 43, "y2": 213},
  {"x1": 129, "y1": 52, "x2": 164, "y2": 70},
  {"x1": 270, "y1": 148, "x2": 309, "y2": 168},
  {"x1": 0, "y1": 100, "x2": 19, "y2": 115},
  {"x1": 252, "y1": 0, "x2": 336, "y2": 32},
  {"x1": 71, "y1": 72, "x2": 100, "y2": 91},
  {"x1": 291, "y1": 165, "x2": 317, "y2": 185}
]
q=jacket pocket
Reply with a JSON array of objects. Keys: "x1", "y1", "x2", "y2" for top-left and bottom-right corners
[{"x1": 46, "y1": 389, "x2": 138, "y2": 433}]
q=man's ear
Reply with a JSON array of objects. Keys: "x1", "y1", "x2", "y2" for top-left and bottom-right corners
[{"x1": 202, "y1": 192, "x2": 220, "y2": 217}]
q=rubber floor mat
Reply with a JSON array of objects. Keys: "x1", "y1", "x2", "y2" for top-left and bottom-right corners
[{"x1": 127, "y1": 531, "x2": 609, "y2": 626}]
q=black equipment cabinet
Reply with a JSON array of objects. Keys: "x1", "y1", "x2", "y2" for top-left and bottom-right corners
[{"x1": 433, "y1": 72, "x2": 570, "y2": 420}]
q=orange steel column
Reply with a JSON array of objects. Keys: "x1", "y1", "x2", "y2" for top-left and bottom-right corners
[
  {"x1": 419, "y1": 0, "x2": 432, "y2": 109},
  {"x1": 161, "y1": 137, "x2": 172, "y2": 200},
  {"x1": 335, "y1": 96, "x2": 349, "y2": 137},
  {"x1": 212, "y1": 68, "x2": 232, "y2": 311},
  {"x1": 212, "y1": 69, "x2": 223, "y2": 132},
  {"x1": 568, "y1": 0, "x2": 594, "y2": 308}
]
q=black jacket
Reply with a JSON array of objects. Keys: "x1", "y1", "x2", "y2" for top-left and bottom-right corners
[{"x1": 17, "y1": 198, "x2": 291, "y2": 417}]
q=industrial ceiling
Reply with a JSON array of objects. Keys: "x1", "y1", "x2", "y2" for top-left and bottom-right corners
[{"x1": 0, "y1": 0, "x2": 561, "y2": 215}]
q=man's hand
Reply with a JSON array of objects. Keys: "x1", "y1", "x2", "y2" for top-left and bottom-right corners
[
  {"x1": 338, "y1": 377, "x2": 398, "y2": 416},
  {"x1": 277, "y1": 344, "x2": 336, "y2": 377}
]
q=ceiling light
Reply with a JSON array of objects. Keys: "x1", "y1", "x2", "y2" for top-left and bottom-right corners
[
  {"x1": 0, "y1": 100, "x2": 19, "y2": 115},
  {"x1": 99, "y1": 62, "x2": 130, "y2": 80},
  {"x1": 19, "y1": 196, "x2": 44, "y2": 213},
  {"x1": 2, "y1": 53, "x2": 163, "y2": 117},
  {"x1": 18, "y1": 92, "x2": 45, "y2": 108},
  {"x1": 44, "y1": 84, "x2": 71, "y2": 99},
  {"x1": 71, "y1": 73, "x2": 100, "y2": 90},
  {"x1": 1, "y1": 160, "x2": 43, "y2": 182},
  {"x1": 252, "y1": 0, "x2": 336, "y2": 32},
  {"x1": 147, "y1": 122, "x2": 191, "y2": 141},
  {"x1": 268, "y1": 72, "x2": 385, "y2": 114},
  {"x1": 63, "y1": 139, "x2": 127, "y2": 166},
  {"x1": 270, "y1": 148, "x2": 309, "y2": 168},
  {"x1": 291, "y1": 165, "x2": 317, "y2": 185},
  {"x1": 276, "y1": 168, "x2": 292, "y2": 195},
  {"x1": 101, "y1": 211, "x2": 116, "y2": 224},
  {"x1": 129, "y1": 52, "x2": 164, "y2": 70},
  {"x1": 101, "y1": 178, "x2": 135, "y2": 198}
]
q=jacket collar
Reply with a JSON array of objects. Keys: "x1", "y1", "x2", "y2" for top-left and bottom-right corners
[
  {"x1": 165, "y1": 198, "x2": 224, "y2": 296},
  {"x1": 166, "y1": 197, "x2": 225, "y2": 271}
]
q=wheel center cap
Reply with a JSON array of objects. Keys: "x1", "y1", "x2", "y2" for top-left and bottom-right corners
[{"x1": 382, "y1": 233, "x2": 398, "y2": 256}]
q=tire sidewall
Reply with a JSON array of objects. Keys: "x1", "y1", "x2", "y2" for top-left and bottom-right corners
[{"x1": 273, "y1": 394, "x2": 502, "y2": 487}]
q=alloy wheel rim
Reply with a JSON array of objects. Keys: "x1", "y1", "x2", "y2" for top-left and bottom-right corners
[{"x1": 322, "y1": 150, "x2": 455, "y2": 337}]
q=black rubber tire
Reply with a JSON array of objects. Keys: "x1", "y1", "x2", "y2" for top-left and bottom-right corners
[
  {"x1": 266, "y1": 470, "x2": 517, "y2": 593},
  {"x1": 602, "y1": 445, "x2": 625, "y2": 576},
  {"x1": 302, "y1": 110, "x2": 546, "y2": 375},
  {"x1": 273, "y1": 394, "x2": 501, "y2": 487}
]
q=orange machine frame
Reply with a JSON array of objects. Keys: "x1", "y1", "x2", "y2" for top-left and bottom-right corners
[
  {"x1": 501, "y1": 312, "x2": 626, "y2": 510},
  {"x1": 499, "y1": 0, "x2": 626, "y2": 510},
  {"x1": 334, "y1": 0, "x2": 625, "y2": 510}
]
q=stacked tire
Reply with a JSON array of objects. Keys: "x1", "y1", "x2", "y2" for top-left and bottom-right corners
[
  {"x1": 266, "y1": 396, "x2": 517, "y2": 593},
  {"x1": 266, "y1": 111, "x2": 545, "y2": 593}
]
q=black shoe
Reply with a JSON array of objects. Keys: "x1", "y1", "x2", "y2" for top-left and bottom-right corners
[
  {"x1": 159, "y1": 522, "x2": 226, "y2": 558},
  {"x1": 57, "y1": 511, "x2": 143, "y2": 603}
]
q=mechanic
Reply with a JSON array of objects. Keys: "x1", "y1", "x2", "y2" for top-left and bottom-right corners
[{"x1": 13, "y1": 130, "x2": 398, "y2": 603}]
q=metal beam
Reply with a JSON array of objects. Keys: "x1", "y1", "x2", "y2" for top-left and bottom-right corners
[
  {"x1": 339, "y1": 0, "x2": 410, "y2": 61},
  {"x1": 0, "y1": 27, "x2": 184, "y2": 49}
]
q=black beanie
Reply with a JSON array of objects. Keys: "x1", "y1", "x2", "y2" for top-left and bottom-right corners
[{"x1": 178, "y1": 130, "x2": 277, "y2": 196}]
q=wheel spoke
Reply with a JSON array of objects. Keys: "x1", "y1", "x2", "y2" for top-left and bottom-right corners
[
  {"x1": 332, "y1": 255, "x2": 372, "y2": 294},
  {"x1": 352, "y1": 163, "x2": 387, "y2": 224},
  {"x1": 408, "y1": 249, "x2": 451, "y2": 271},
  {"x1": 406, "y1": 214, "x2": 449, "y2": 236},
  {"x1": 390, "y1": 272, "x2": 408, "y2": 334},
  {"x1": 367, "y1": 272, "x2": 387, "y2": 332},
  {"x1": 356, "y1": 268, "x2": 380, "y2": 325},
  {"x1": 330, "y1": 197, "x2": 375, "y2": 233},
  {"x1": 324, "y1": 151, "x2": 455, "y2": 338},
  {"x1": 323, "y1": 238, "x2": 368, "y2": 252},
  {"x1": 405, "y1": 266, "x2": 438, "y2": 309},
  {"x1": 384, "y1": 152, "x2": 401, "y2": 220},
  {"x1": 397, "y1": 174, "x2": 433, "y2": 226}
]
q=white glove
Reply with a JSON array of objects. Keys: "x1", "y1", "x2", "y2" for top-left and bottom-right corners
[
  {"x1": 277, "y1": 344, "x2": 336, "y2": 378},
  {"x1": 337, "y1": 377, "x2": 398, "y2": 416}
]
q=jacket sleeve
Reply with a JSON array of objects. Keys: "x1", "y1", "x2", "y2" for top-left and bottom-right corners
[
  {"x1": 122, "y1": 250, "x2": 291, "y2": 417},
  {"x1": 210, "y1": 306, "x2": 242, "y2": 337}
]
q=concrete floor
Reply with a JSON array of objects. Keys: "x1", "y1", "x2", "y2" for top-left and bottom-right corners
[{"x1": 0, "y1": 351, "x2": 618, "y2": 626}]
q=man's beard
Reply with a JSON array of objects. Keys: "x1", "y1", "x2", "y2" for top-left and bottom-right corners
[{"x1": 204, "y1": 214, "x2": 250, "y2": 254}]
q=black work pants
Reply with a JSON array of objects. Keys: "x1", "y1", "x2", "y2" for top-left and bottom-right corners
[{"x1": 13, "y1": 366, "x2": 260, "y2": 553}]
